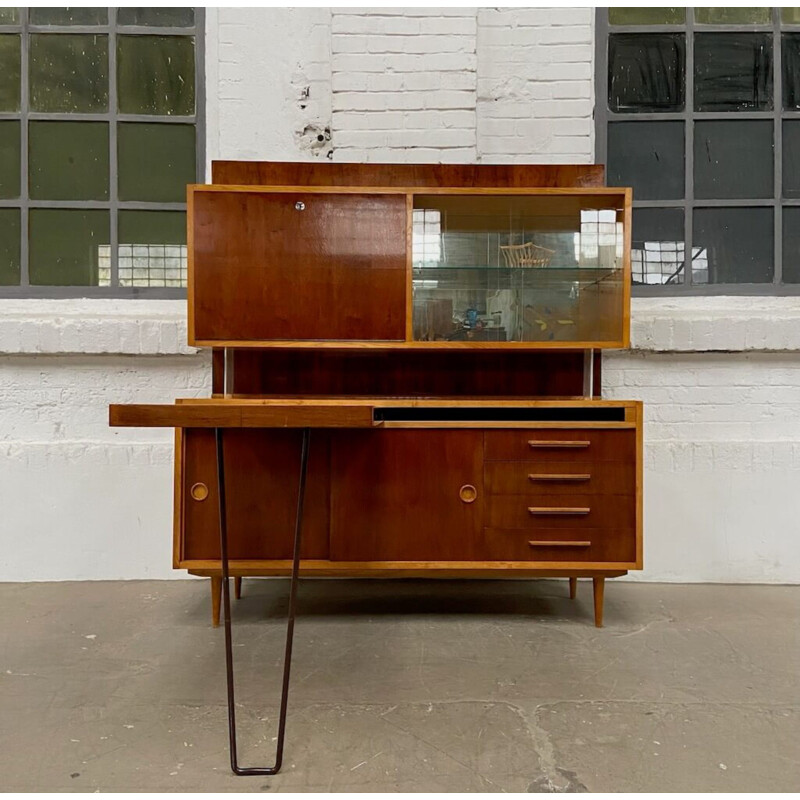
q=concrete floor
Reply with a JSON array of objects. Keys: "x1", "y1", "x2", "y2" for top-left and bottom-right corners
[{"x1": 0, "y1": 580, "x2": 798, "y2": 792}]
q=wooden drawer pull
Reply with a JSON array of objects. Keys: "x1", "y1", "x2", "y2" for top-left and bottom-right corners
[
  {"x1": 528, "y1": 540, "x2": 591, "y2": 548},
  {"x1": 528, "y1": 440, "x2": 590, "y2": 449},
  {"x1": 459, "y1": 484, "x2": 477, "y2": 503},
  {"x1": 528, "y1": 507, "x2": 590, "y2": 515},
  {"x1": 528, "y1": 473, "x2": 590, "y2": 482}
]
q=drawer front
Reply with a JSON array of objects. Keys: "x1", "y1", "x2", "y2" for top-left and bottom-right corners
[
  {"x1": 481, "y1": 527, "x2": 636, "y2": 563},
  {"x1": 485, "y1": 460, "x2": 634, "y2": 496},
  {"x1": 486, "y1": 493, "x2": 635, "y2": 530},
  {"x1": 484, "y1": 429, "x2": 634, "y2": 462}
]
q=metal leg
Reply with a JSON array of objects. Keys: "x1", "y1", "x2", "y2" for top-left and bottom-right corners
[{"x1": 216, "y1": 426, "x2": 310, "y2": 776}]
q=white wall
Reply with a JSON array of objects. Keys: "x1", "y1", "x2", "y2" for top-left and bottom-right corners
[{"x1": 1, "y1": 8, "x2": 799, "y2": 583}]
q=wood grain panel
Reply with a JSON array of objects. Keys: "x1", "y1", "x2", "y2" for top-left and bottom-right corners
[
  {"x1": 191, "y1": 189, "x2": 407, "y2": 342},
  {"x1": 212, "y1": 161, "x2": 605, "y2": 188},
  {"x1": 484, "y1": 429, "x2": 635, "y2": 462},
  {"x1": 230, "y1": 349, "x2": 598, "y2": 398},
  {"x1": 182, "y1": 429, "x2": 330, "y2": 560},
  {"x1": 485, "y1": 460, "x2": 634, "y2": 496},
  {"x1": 486, "y1": 493, "x2": 635, "y2": 530},
  {"x1": 330, "y1": 429, "x2": 484, "y2": 561},
  {"x1": 481, "y1": 527, "x2": 636, "y2": 563}
]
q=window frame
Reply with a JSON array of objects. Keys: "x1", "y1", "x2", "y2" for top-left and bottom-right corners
[
  {"x1": 0, "y1": 7, "x2": 204, "y2": 298},
  {"x1": 595, "y1": 7, "x2": 800, "y2": 296}
]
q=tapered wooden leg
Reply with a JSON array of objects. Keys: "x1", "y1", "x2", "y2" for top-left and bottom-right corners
[
  {"x1": 592, "y1": 576, "x2": 605, "y2": 628},
  {"x1": 234, "y1": 576, "x2": 242, "y2": 600},
  {"x1": 211, "y1": 575, "x2": 222, "y2": 627},
  {"x1": 569, "y1": 577, "x2": 577, "y2": 600}
]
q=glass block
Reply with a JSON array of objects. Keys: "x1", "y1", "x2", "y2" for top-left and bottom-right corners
[
  {"x1": 0, "y1": 35, "x2": 21, "y2": 111},
  {"x1": 695, "y1": 34, "x2": 773, "y2": 112},
  {"x1": 29, "y1": 121, "x2": 109, "y2": 201},
  {"x1": 29, "y1": 34, "x2": 108, "y2": 112},
  {"x1": 117, "y1": 35, "x2": 195, "y2": 116},
  {"x1": 118, "y1": 123, "x2": 196, "y2": 202},
  {"x1": 0, "y1": 208, "x2": 20, "y2": 285},
  {"x1": 0, "y1": 9, "x2": 20, "y2": 24},
  {"x1": 695, "y1": 8, "x2": 771, "y2": 24},
  {"x1": 631, "y1": 208, "x2": 685, "y2": 286},
  {"x1": 609, "y1": 8, "x2": 685, "y2": 25},
  {"x1": 118, "y1": 211, "x2": 187, "y2": 288},
  {"x1": 118, "y1": 8, "x2": 195, "y2": 27},
  {"x1": 783, "y1": 9, "x2": 800, "y2": 23},
  {"x1": 692, "y1": 208, "x2": 773, "y2": 284},
  {"x1": 783, "y1": 209, "x2": 800, "y2": 283},
  {"x1": 784, "y1": 121, "x2": 800, "y2": 199},
  {"x1": 0, "y1": 120, "x2": 20, "y2": 199},
  {"x1": 784, "y1": 34, "x2": 800, "y2": 110},
  {"x1": 29, "y1": 209, "x2": 109, "y2": 286},
  {"x1": 608, "y1": 33, "x2": 685, "y2": 112},
  {"x1": 607, "y1": 121, "x2": 684, "y2": 200},
  {"x1": 29, "y1": 8, "x2": 108, "y2": 25},
  {"x1": 694, "y1": 121, "x2": 773, "y2": 200}
]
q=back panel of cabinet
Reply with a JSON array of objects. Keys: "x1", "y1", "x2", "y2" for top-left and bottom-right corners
[{"x1": 190, "y1": 188, "x2": 408, "y2": 343}]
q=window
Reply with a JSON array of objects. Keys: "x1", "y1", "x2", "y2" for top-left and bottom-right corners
[
  {"x1": 596, "y1": 8, "x2": 800, "y2": 293},
  {"x1": 0, "y1": 7, "x2": 203, "y2": 296}
]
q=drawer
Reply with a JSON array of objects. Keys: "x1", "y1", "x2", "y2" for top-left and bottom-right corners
[
  {"x1": 486, "y1": 493, "x2": 635, "y2": 530},
  {"x1": 485, "y1": 460, "x2": 634, "y2": 496},
  {"x1": 484, "y1": 429, "x2": 635, "y2": 462},
  {"x1": 481, "y1": 527, "x2": 636, "y2": 563}
]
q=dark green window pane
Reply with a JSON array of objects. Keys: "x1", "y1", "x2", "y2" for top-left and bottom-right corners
[
  {"x1": 117, "y1": 35, "x2": 194, "y2": 115},
  {"x1": 29, "y1": 8, "x2": 108, "y2": 25},
  {"x1": 0, "y1": 35, "x2": 21, "y2": 111},
  {"x1": 695, "y1": 34, "x2": 773, "y2": 112},
  {"x1": 118, "y1": 123, "x2": 196, "y2": 202},
  {"x1": 609, "y1": 8, "x2": 685, "y2": 25},
  {"x1": 608, "y1": 34, "x2": 685, "y2": 112},
  {"x1": 607, "y1": 121, "x2": 684, "y2": 200},
  {"x1": 0, "y1": 208, "x2": 20, "y2": 285},
  {"x1": 0, "y1": 9, "x2": 20, "y2": 24},
  {"x1": 783, "y1": 209, "x2": 800, "y2": 283},
  {"x1": 119, "y1": 211, "x2": 187, "y2": 287},
  {"x1": 695, "y1": 8, "x2": 771, "y2": 24},
  {"x1": 783, "y1": 9, "x2": 800, "y2": 23},
  {"x1": 29, "y1": 209, "x2": 109, "y2": 286},
  {"x1": 632, "y1": 208, "x2": 685, "y2": 286},
  {"x1": 693, "y1": 208, "x2": 773, "y2": 284},
  {"x1": 783, "y1": 121, "x2": 800, "y2": 199},
  {"x1": 29, "y1": 121, "x2": 109, "y2": 200},
  {"x1": 694, "y1": 121, "x2": 773, "y2": 200},
  {"x1": 29, "y1": 34, "x2": 108, "y2": 112},
  {"x1": 0, "y1": 121, "x2": 20, "y2": 199},
  {"x1": 784, "y1": 34, "x2": 800, "y2": 110},
  {"x1": 118, "y1": 8, "x2": 195, "y2": 27}
]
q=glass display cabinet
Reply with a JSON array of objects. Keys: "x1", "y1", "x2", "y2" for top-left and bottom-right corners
[{"x1": 412, "y1": 192, "x2": 629, "y2": 345}]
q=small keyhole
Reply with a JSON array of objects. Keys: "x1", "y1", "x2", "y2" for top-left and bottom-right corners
[{"x1": 295, "y1": 201, "x2": 305, "y2": 211}]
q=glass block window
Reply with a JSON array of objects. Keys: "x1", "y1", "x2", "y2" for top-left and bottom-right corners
[
  {"x1": 0, "y1": 8, "x2": 202, "y2": 295},
  {"x1": 598, "y1": 8, "x2": 800, "y2": 291}
]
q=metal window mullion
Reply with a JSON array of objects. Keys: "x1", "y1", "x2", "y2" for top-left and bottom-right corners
[
  {"x1": 195, "y1": 8, "x2": 206, "y2": 182},
  {"x1": 774, "y1": 8, "x2": 783, "y2": 286},
  {"x1": 684, "y1": 10, "x2": 694, "y2": 288},
  {"x1": 19, "y1": 11, "x2": 29, "y2": 287},
  {"x1": 109, "y1": 7, "x2": 118, "y2": 288}
]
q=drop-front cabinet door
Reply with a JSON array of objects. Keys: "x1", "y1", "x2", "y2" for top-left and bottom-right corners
[
  {"x1": 330, "y1": 430, "x2": 484, "y2": 561},
  {"x1": 190, "y1": 189, "x2": 408, "y2": 343}
]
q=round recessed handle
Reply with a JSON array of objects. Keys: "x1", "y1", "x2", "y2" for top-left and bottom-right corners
[
  {"x1": 190, "y1": 482, "x2": 209, "y2": 502},
  {"x1": 459, "y1": 484, "x2": 477, "y2": 504},
  {"x1": 295, "y1": 201, "x2": 305, "y2": 211}
]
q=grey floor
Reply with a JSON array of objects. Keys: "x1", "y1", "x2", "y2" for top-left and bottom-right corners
[{"x1": 0, "y1": 580, "x2": 798, "y2": 792}]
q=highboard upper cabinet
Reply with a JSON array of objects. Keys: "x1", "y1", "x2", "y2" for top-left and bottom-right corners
[{"x1": 188, "y1": 186, "x2": 632, "y2": 349}]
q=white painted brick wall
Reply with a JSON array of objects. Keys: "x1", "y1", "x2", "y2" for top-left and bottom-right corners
[{"x1": 3, "y1": 8, "x2": 800, "y2": 584}]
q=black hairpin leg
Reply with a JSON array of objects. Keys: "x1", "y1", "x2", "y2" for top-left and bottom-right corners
[{"x1": 216, "y1": 426, "x2": 310, "y2": 776}]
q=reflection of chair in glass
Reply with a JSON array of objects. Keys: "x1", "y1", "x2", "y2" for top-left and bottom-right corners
[{"x1": 500, "y1": 241, "x2": 555, "y2": 268}]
